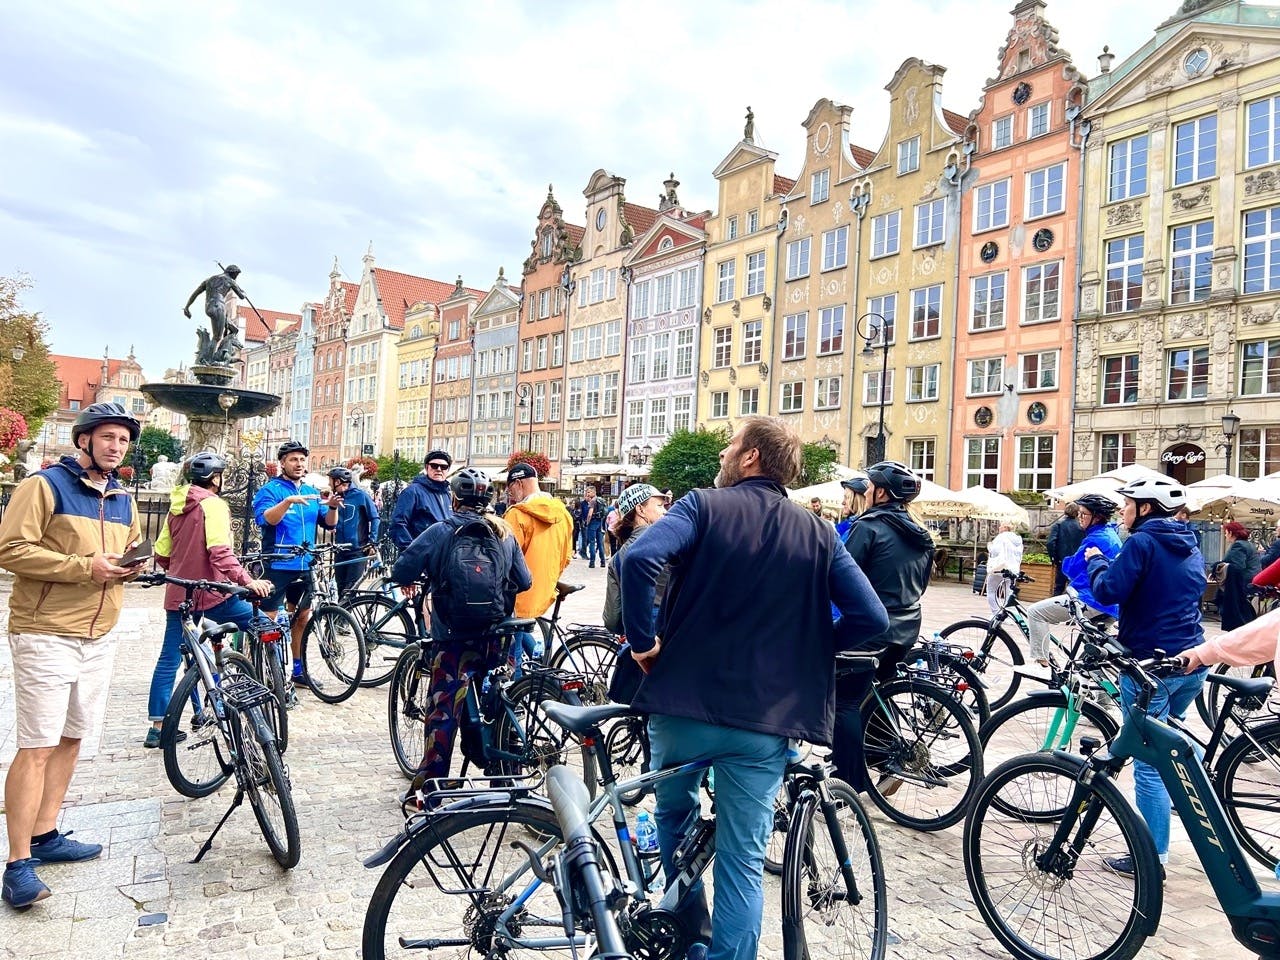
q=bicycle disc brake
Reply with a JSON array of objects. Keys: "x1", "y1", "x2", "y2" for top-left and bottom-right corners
[{"x1": 624, "y1": 907, "x2": 685, "y2": 960}]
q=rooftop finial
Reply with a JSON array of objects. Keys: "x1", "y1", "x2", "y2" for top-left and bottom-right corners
[{"x1": 744, "y1": 106, "x2": 755, "y2": 143}]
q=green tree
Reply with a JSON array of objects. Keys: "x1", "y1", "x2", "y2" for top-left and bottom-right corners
[
  {"x1": 135, "y1": 426, "x2": 184, "y2": 474},
  {"x1": 648, "y1": 427, "x2": 728, "y2": 498},
  {"x1": 797, "y1": 442, "x2": 839, "y2": 488},
  {"x1": 0, "y1": 275, "x2": 59, "y2": 437},
  {"x1": 375, "y1": 452, "x2": 416, "y2": 485}
]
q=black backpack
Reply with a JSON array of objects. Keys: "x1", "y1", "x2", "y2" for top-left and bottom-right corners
[{"x1": 434, "y1": 517, "x2": 509, "y2": 635}]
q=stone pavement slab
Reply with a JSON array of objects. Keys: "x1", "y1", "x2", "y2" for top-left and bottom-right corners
[{"x1": 0, "y1": 560, "x2": 1269, "y2": 958}]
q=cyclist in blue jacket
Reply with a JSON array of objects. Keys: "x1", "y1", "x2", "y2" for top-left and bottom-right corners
[
  {"x1": 1025, "y1": 493, "x2": 1121, "y2": 667},
  {"x1": 326, "y1": 466, "x2": 380, "y2": 598}
]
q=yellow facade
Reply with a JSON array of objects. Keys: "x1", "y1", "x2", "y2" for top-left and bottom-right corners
[
  {"x1": 697, "y1": 120, "x2": 790, "y2": 433},
  {"x1": 394, "y1": 302, "x2": 439, "y2": 464},
  {"x1": 1075, "y1": 3, "x2": 1280, "y2": 484}
]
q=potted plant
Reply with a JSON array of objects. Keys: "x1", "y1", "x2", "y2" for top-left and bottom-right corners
[{"x1": 1019, "y1": 553, "x2": 1055, "y2": 602}]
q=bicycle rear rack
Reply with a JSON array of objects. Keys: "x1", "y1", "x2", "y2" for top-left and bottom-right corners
[
  {"x1": 220, "y1": 674, "x2": 275, "y2": 711},
  {"x1": 401, "y1": 773, "x2": 544, "y2": 819}
]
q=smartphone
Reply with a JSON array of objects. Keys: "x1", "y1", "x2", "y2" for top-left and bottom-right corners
[{"x1": 119, "y1": 540, "x2": 154, "y2": 568}]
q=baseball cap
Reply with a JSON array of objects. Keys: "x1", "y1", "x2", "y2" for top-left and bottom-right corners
[
  {"x1": 841, "y1": 477, "x2": 870, "y2": 495},
  {"x1": 506, "y1": 462, "x2": 539, "y2": 483},
  {"x1": 616, "y1": 483, "x2": 661, "y2": 517}
]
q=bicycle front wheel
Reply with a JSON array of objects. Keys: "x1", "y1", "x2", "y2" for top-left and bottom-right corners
[
  {"x1": 363, "y1": 801, "x2": 615, "y2": 960},
  {"x1": 239, "y1": 708, "x2": 301, "y2": 868},
  {"x1": 963, "y1": 752, "x2": 1161, "y2": 960},
  {"x1": 345, "y1": 593, "x2": 415, "y2": 687},
  {"x1": 387, "y1": 644, "x2": 428, "y2": 780},
  {"x1": 782, "y1": 779, "x2": 887, "y2": 960},
  {"x1": 764, "y1": 786, "x2": 794, "y2": 876},
  {"x1": 302, "y1": 604, "x2": 366, "y2": 703},
  {"x1": 938, "y1": 619, "x2": 1024, "y2": 710},
  {"x1": 548, "y1": 632, "x2": 619, "y2": 706},
  {"x1": 1217, "y1": 716, "x2": 1280, "y2": 870},
  {"x1": 861, "y1": 678, "x2": 983, "y2": 831},
  {"x1": 160, "y1": 652, "x2": 255, "y2": 798},
  {"x1": 250, "y1": 636, "x2": 290, "y2": 754}
]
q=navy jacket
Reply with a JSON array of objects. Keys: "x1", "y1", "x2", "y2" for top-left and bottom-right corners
[
  {"x1": 390, "y1": 511, "x2": 532, "y2": 644},
  {"x1": 576, "y1": 496, "x2": 605, "y2": 528},
  {"x1": 842, "y1": 503, "x2": 935, "y2": 650},
  {"x1": 1046, "y1": 515, "x2": 1085, "y2": 565},
  {"x1": 621, "y1": 476, "x2": 888, "y2": 745},
  {"x1": 389, "y1": 473, "x2": 453, "y2": 549},
  {"x1": 1086, "y1": 517, "x2": 1205, "y2": 659},
  {"x1": 333, "y1": 486, "x2": 380, "y2": 549}
]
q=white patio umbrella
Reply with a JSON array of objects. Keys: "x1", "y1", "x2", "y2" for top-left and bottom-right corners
[
  {"x1": 1045, "y1": 463, "x2": 1169, "y2": 506},
  {"x1": 788, "y1": 471, "x2": 869, "y2": 511},
  {"x1": 912, "y1": 479, "x2": 975, "y2": 520},
  {"x1": 954, "y1": 485, "x2": 1031, "y2": 527}
]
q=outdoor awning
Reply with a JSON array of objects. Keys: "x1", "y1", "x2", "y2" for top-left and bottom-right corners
[{"x1": 561, "y1": 462, "x2": 628, "y2": 478}]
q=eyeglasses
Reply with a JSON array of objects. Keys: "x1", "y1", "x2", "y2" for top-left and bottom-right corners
[{"x1": 427, "y1": 462, "x2": 449, "y2": 471}]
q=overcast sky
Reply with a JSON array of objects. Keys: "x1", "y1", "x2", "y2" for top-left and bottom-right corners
[{"x1": 1, "y1": 1, "x2": 1188, "y2": 378}]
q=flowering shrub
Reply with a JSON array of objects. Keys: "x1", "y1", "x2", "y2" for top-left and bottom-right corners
[
  {"x1": 265, "y1": 462, "x2": 279, "y2": 478},
  {"x1": 0, "y1": 407, "x2": 28, "y2": 452},
  {"x1": 346, "y1": 456, "x2": 379, "y2": 479},
  {"x1": 117, "y1": 466, "x2": 135, "y2": 481},
  {"x1": 505, "y1": 451, "x2": 551, "y2": 478}
]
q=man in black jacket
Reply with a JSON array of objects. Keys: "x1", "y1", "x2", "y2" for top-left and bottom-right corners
[
  {"x1": 389, "y1": 451, "x2": 454, "y2": 550},
  {"x1": 623, "y1": 416, "x2": 887, "y2": 960},
  {"x1": 1046, "y1": 502, "x2": 1085, "y2": 595}
]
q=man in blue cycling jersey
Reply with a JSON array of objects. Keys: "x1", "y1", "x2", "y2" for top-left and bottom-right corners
[{"x1": 252, "y1": 441, "x2": 338, "y2": 684}]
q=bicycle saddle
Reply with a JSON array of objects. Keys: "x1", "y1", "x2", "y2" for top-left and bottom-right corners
[
  {"x1": 543, "y1": 701, "x2": 634, "y2": 735},
  {"x1": 199, "y1": 621, "x2": 240, "y2": 642},
  {"x1": 1205, "y1": 672, "x2": 1275, "y2": 700},
  {"x1": 556, "y1": 581, "x2": 586, "y2": 599},
  {"x1": 495, "y1": 617, "x2": 538, "y2": 633}
]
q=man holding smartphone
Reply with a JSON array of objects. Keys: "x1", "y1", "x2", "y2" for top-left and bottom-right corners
[{"x1": 252, "y1": 441, "x2": 338, "y2": 687}]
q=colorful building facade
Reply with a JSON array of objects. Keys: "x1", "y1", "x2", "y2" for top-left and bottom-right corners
[{"x1": 470, "y1": 269, "x2": 521, "y2": 474}]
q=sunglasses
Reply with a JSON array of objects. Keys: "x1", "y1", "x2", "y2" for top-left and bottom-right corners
[{"x1": 427, "y1": 462, "x2": 449, "y2": 470}]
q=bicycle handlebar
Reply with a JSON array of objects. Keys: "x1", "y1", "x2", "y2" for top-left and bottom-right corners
[{"x1": 134, "y1": 571, "x2": 253, "y2": 599}]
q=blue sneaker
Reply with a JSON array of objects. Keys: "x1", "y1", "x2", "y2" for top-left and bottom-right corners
[
  {"x1": 3, "y1": 859, "x2": 51, "y2": 908},
  {"x1": 686, "y1": 944, "x2": 709, "y2": 960},
  {"x1": 29, "y1": 831, "x2": 102, "y2": 863}
]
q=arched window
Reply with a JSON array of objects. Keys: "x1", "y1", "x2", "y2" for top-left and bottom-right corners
[{"x1": 541, "y1": 229, "x2": 554, "y2": 257}]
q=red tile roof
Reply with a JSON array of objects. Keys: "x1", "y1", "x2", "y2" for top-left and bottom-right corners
[
  {"x1": 340, "y1": 283, "x2": 358, "y2": 315},
  {"x1": 566, "y1": 224, "x2": 585, "y2": 247},
  {"x1": 851, "y1": 144, "x2": 876, "y2": 168},
  {"x1": 52, "y1": 354, "x2": 124, "y2": 406},
  {"x1": 371, "y1": 268, "x2": 485, "y2": 330},
  {"x1": 623, "y1": 203, "x2": 659, "y2": 237},
  {"x1": 773, "y1": 174, "x2": 796, "y2": 196},
  {"x1": 943, "y1": 109, "x2": 969, "y2": 134},
  {"x1": 242, "y1": 308, "x2": 302, "y2": 344}
]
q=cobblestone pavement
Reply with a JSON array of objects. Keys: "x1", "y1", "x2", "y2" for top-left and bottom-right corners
[{"x1": 0, "y1": 559, "x2": 1270, "y2": 958}]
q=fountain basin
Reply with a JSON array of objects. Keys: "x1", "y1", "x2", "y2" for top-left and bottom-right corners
[{"x1": 141, "y1": 383, "x2": 281, "y2": 420}]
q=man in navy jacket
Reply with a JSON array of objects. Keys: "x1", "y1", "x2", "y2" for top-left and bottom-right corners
[
  {"x1": 390, "y1": 450, "x2": 454, "y2": 550},
  {"x1": 622, "y1": 416, "x2": 887, "y2": 960}
]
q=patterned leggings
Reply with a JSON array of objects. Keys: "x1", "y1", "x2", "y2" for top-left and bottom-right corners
[{"x1": 420, "y1": 639, "x2": 502, "y2": 778}]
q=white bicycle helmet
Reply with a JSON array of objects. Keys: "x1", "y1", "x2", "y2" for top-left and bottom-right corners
[{"x1": 1116, "y1": 476, "x2": 1187, "y2": 512}]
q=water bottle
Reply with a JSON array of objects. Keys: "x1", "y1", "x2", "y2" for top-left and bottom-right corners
[
  {"x1": 785, "y1": 739, "x2": 803, "y2": 765},
  {"x1": 913, "y1": 657, "x2": 927, "y2": 673},
  {"x1": 634, "y1": 812, "x2": 659, "y2": 854},
  {"x1": 1274, "y1": 861, "x2": 1280, "y2": 883}
]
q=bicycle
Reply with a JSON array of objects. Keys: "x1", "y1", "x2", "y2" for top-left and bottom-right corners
[
  {"x1": 361, "y1": 700, "x2": 888, "y2": 960},
  {"x1": 1195, "y1": 583, "x2": 1280, "y2": 730},
  {"x1": 137, "y1": 572, "x2": 301, "y2": 869},
  {"x1": 342, "y1": 571, "x2": 430, "y2": 687},
  {"x1": 903, "y1": 634, "x2": 992, "y2": 725},
  {"x1": 963, "y1": 651, "x2": 1280, "y2": 960}
]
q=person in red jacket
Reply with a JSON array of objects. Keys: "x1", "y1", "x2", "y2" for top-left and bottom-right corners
[{"x1": 145, "y1": 453, "x2": 271, "y2": 748}]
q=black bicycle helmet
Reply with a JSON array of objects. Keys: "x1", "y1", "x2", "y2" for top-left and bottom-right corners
[
  {"x1": 71, "y1": 402, "x2": 141, "y2": 446},
  {"x1": 185, "y1": 451, "x2": 227, "y2": 484},
  {"x1": 327, "y1": 466, "x2": 353, "y2": 484},
  {"x1": 450, "y1": 467, "x2": 493, "y2": 507},
  {"x1": 865, "y1": 460, "x2": 921, "y2": 503},
  {"x1": 1074, "y1": 493, "x2": 1119, "y2": 520},
  {"x1": 277, "y1": 440, "x2": 309, "y2": 460}
]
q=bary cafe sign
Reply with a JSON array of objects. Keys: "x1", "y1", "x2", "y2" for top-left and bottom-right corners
[{"x1": 1160, "y1": 446, "x2": 1206, "y2": 466}]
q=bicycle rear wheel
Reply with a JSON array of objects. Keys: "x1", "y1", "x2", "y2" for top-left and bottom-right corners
[
  {"x1": 963, "y1": 752, "x2": 1161, "y2": 960},
  {"x1": 1217, "y1": 717, "x2": 1280, "y2": 870},
  {"x1": 302, "y1": 604, "x2": 366, "y2": 703},
  {"x1": 1195, "y1": 662, "x2": 1275, "y2": 731},
  {"x1": 492, "y1": 673, "x2": 597, "y2": 795},
  {"x1": 861, "y1": 678, "x2": 982, "y2": 831},
  {"x1": 980, "y1": 692, "x2": 1119, "y2": 774},
  {"x1": 345, "y1": 593, "x2": 415, "y2": 687},
  {"x1": 250, "y1": 635, "x2": 290, "y2": 754},
  {"x1": 548, "y1": 632, "x2": 618, "y2": 706},
  {"x1": 239, "y1": 708, "x2": 301, "y2": 868},
  {"x1": 937, "y1": 619, "x2": 1023, "y2": 710},
  {"x1": 782, "y1": 779, "x2": 887, "y2": 960},
  {"x1": 905, "y1": 646, "x2": 991, "y2": 726},
  {"x1": 387, "y1": 644, "x2": 429, "y2": 780},
  {"x1": 160, "y1": 652, "x2": 255, "y2": 798},
  {"x1": 602, "y1": 713, "x2": 650, "y2": 805}
]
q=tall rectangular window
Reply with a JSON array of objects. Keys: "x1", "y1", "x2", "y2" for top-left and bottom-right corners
[
  {"x1": 967, "y1": 357, "x2": 1004, "y2": 396},
  {"x1": 677, "y1": 266, "x2": 699, "y2": 307},
  {"x1": 674, "y1": 328, "x2": 694, "y2": 378},
  {"x1": 673, "y1": 395, "x2": 692, "y2": 432},
  {"x1": 1173, "y1": 114, "x2": 1217, "y2": 185},
  {"x1": 1105, "y1": 235, "x2": 1144, "y2": 313},
  {"x1": 965, "y1": 437, "x2": 1001, "y2": 490},
  {"x1": 587, "y1": 323, "x2": 604, "y2": 359},
  {"x1": 716, "y1": 260, "x2": 736, "y2": 302},
  {"x1": 567, "y1": 378, "x2": 583, "y2": 419},
  {"x1": 867, "y1": 294, "x2": 897, "y2": 344},
  {"x1": 713, "y1": 327, "x2": 732, "y2": 368},
  {"x1": 654, "y1": 274, "x2": 674, "y2": 314},
  {"x1": 974, "y1": 179, "x2": 1010, "y2": 231},
  {"x1": 651, "y1": 332, "x2": 670, "y2": 380},
  {"x1": 822, "y1": 226, "x2": 849, "y2": 270},
  {"x1": 1243, "y1": 206, "x2": 1280, "y2": 294},
  {"x1": 632, "y1": 280, "x2": 651, "y2": 319},
  {"x1": 907, "y1": 439, "x2": 936, "y2": 480},
  {"x1": 1028, "y1": 102, "x2": 1050, "y2": 138},
  {"x1": 1166, "y1": 346, "x2": 1209, "y2": 401},
  {"x1": 815, "y1": 377, "x2": 841, "y2": 410},
  {"x1": 871, "y1": 212, "x2": 900, "y2": 257},
  {"x1": 971, "y1": 273, "x2": 1007, "y2": 331},
  {"x1": 992, "y1": 115, "x2": 1013, "y2": 149},
  {"x1": 818, "y1": 306, "x2": 845, "y2": 354},
  {"x1": 626, "y1": 401, "x2": 643, "y2": 438},
  {"x1": 786, "y1": 237, "x2": 811, "y2": 280},
  {"x1": 741, "y1": 321, "x2": 762, "y2": 364},
  {"x1": 1023, "y1": 261, "x2": 1061, "y2": 323},
  {"x1": 897, "y1": 136, "x2": 920, "y2": 174},
  {"x1": 727, "y1": 216, "x2": 739, "y2": 240},
  {"x1": 1170, "y1": 220, "x2": 1213, "y2": 303},
  {"x1": 711, "y1": 391, "x2": 728, "y2": 418},
  {"x1": 783, "y1": 313, "x2": 807, "y2": 360},
  {"x1": 1101, "y1": 354, "x2": 1140, "y2": 405},
  {"x1": 603, "y1": 374, "x2": 620, "y2": 417},
  {"x1": 1026, "y1": 163, "x2": 1065, "y2": 218},
  {"x1": 910, "y1": 285, "x2": 942, "y2": 340},
  {"x1": 536, "y1": 336, "x2": 548, "y2": 369},
  {"x1": 747, "y1": 210, "x2": 759, "y2": 234},
  {"x1": 1100, "y1": 432, "x2": 1136, "y2": 472},
  {"x1": 745, "y1": 251, "x2": 766, "y2": 296},
  {"x1": 811, "y1": 168, "x2": 830, "y2": 203},
  {"x1": 1238, "y1": 427, "x2": 1280, "y2": 479},
  {"x1": 1108, "y1": 134, "x2": 1149, "y2": 202},
  {"x1": 738, "y1": 387, "x2": 759, "y2": 416},
  {"x1": 1019, "y1": 350, "x2": 1058, "y2": 391},
  {"x1": 906, "y1": 364, "x2": 939, "y2": 402},
  {"x1": 780, "y1": 381, "x2": 804, "y2": 413},
  {"x1": 915, "y1": 198, "x2": 944, "y2": 247},
  {"x1": 1247, "y1": 94, "x2": 1280, "y2": 169},
  {"x1": 1240, "y1": 338, "x2": 1280, "y2": 396},
  {"x1": 552, "y1": 333, "x2": 564, "y2": 367},
  {"x1": 1016, "y1": 436, "x2": 1055, "y2": 491},
  {"x1": 549, "y1": 381, "x2": 561, "y2": 420},
  {"x1": 570, "y1": 328, "x2": 584, "y2": 363},
  {"x1": 649, "y1": 398, "x2": 667, "y2": 435}
]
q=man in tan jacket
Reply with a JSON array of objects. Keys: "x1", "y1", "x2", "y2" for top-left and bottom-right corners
[{"x1": 0, "y1": 403, "x2": 141, "y2": 909}]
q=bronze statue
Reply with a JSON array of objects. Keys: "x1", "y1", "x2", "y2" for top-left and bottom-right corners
[{"x1": 184, "y1": 264, "x2": 264, "y2": 367}]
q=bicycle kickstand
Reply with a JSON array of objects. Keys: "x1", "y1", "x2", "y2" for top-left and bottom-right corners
[{"x1": 190, "y1": 788, "x2": 246, "y2": 864}]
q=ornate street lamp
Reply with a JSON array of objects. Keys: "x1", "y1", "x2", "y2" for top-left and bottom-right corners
[
  {"x1": 856, "y1": 313, "x2": 890, "y2": 464},
  {"x1": 1220, "y1": 410, "x2": 1241, "y2": 475},
  {"x1": 515, "y1": 382, "x2": 533, "y2": 452}
]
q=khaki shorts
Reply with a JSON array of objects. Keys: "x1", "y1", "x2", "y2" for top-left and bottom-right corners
[{"x1": 9, "y1": 632, "x2": 118, "y2": 749}]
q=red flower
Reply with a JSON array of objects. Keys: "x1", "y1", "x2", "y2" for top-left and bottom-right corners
[
  {"x1": 0, "y1": 408, "x2": 29, "y2": 452},
  {"x1": 506, "y1": 451, "x2": 551, "y2": 478}
]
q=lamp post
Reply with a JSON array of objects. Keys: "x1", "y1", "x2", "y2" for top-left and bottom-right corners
[
  {"x1": 350, "y1": 404, "x2": 369, "y2": 460},
  {"x1": 515, "y1": 382, "x2": 532, "y2": 453},
  {"x1": 567, "y1": 447, "x2": 586, "y2": 467},
  {"x1": 856, "y1": 313, "x2": 890, "y2": 465},
  {"x1": 1220, "y1": 410, "x2": 1241, "y2": 475},
  {"x1": 628, "y1": 444, "x2": 652, "y2": 467}
]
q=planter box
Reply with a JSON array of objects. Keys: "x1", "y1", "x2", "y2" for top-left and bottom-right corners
[{"x1": 1018, "y1": 562, "x2": 1056, "y2": 603}]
